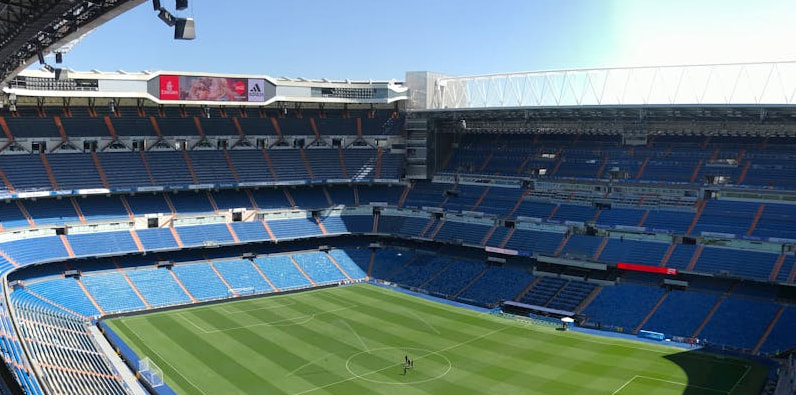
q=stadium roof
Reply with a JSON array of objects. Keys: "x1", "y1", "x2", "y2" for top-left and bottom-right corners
[
  {"x1": 4, "y1": 68, "x2": 408, "y2": 106},
  {"x1": 0, "y1": 0, "x2": 145, "y2": 86},
  {"x1": 410, "y1": 61, "x2": 796, "y2": 110}
]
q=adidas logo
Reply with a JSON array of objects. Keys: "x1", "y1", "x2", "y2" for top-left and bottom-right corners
[{"x1": 248, "y1": 80, "x2": 265, "y2": 101}]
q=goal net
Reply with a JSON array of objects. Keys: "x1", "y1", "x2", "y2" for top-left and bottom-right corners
[{"x1": 139, "y1": 357, "x2": 164, "y2": 387}]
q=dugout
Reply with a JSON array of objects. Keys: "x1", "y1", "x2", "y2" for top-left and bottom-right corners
[{"x1": 501, "y1": 301, "x2": 581, "y2": 323}]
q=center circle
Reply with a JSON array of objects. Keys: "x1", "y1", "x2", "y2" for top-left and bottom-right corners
[{"x1": 345, "y1": 347, "x2": 452, "y2": 385}]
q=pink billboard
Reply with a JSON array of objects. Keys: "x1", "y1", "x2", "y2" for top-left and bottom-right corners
[{"x1": 178, "y1": 76, "x2": 248, "y2": 102}]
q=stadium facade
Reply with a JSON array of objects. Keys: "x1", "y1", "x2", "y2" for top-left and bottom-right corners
[
  {"x1": 0, "y1": 5, "x2": 795, "y2": 392},
  {"x1": 0, "y1": 61, "x2": 791, "y2": 394}
]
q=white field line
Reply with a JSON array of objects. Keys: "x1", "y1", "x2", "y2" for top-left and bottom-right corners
[
  {"x1": 218, "y1": 299, "x2": 296, "y2": 314},
  {"x1": 727, "y1": 364, "x2": 751, "y2": 395},
  {"x1": 611, "y1": 375, "x2": 638, "y2": 395},
  {"x1": 122, "y1": 319, "x2": 209, "y2": 395},
  {"x1": 285, "y1": 354, "x2": 333, "y2": 377},
  {"x1": 181, "y1": 304, "x2": 357, "y2": 334},
  {"x1": 336, "y1": 319, "x2": 369, "y2": 351},
  {"x1": 409, "y1": 310, "x2": 440, "y2": 335},
  {"x1": 635, "y1": 375, "x2": 727, "y2": 393},
  {"x1": 613, "y1": 375, "x2": 728, "y2": 395},
  {"x1": 512, "y1": 317, "x2": 752, "y2": 373},
  {"x1": 119, "y1": 285, "x2": 351, "y2": 321},
  {"x1": 292, "y1": 326, "x2": 508, "y2": 395}
]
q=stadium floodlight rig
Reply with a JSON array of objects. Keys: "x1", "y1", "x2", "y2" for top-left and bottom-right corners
[
  {"x1": 0, "y1": 0, "x2": 148, "y2": 86},
  {"x1": 152, "y1": 0, "x2": 195, "y2": 40}
]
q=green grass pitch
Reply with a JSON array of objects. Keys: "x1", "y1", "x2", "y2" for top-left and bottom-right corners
[{"x1": 106, "y1": 284, "x2": 768, "y2": 394}]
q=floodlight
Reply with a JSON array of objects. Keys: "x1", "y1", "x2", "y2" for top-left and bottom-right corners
[
  {"x1": 176, "y1": 0, "x2": 188, "y2": 10},
  {"x1": 157, "y1": 8, "x2": 176, "y2": 26},
  {"x1": 174, "y1": 18, "x2": 195, "y2": 40}
]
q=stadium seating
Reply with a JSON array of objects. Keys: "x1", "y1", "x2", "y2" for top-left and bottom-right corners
[
  {"x1": 176, "y1": 224, "x2": 235, "y2": 247},
  {"x1": 546, "y1": 280, "x2": 596, "y2": 311},
  {"x1": 754, "y1": 203, "x2": 796, "y2": 240},
  {"x1": 503, "y1": 229, "x2": 563, "y2": 255},
  {"x1": 80, "y1": 272, "x2": 147, "y2": 313},
  {"x1": 172, "y1": 263, "x2": 231, "y2": 300},
  {"x1": 213, "y1": 259, "x2": 273, "y2": 294},
  {"x1": 24, "y1": 278, "x2": 101, "y2": 317},
  {"x1": 318, "y1": 215, "x2": 348, "y2": 235},
  {"x1": 292, "y1": 252, "x2": 347, "y2": 285},
  {"x1": 0, "y1": 203, "x2": 30, "y2": 229},
  {"x1": 212, "y1": 190, "x2": 253, "y2": 211},
  {"x1": 583, "y1": 283, "x2": 665, "y2": 332},
  {"x1": 518, "y1": 276, "x2": 596, "y2": 311},
  {"x1": 760, "y1": 306, "x2": 796, "y2": 354},
  {"x1": 0, "y1": 237, "x2": 68, "y2": 265},
  {"x1": 388, "y1": 255, "x2": 451, "y2": 288},
  {"x1": 0, "y1": 106, "x2": 793, "y2": 395},
  {"x1": 170, "y1": 192, "x2": 215, "y2": 214},
  {"x1": 424, "y1": 259, "x2": 485, "y2": 297},
  {"x1": 46, "y1": 154, "x2": 104, "y2": 190},
  {"x1": 267, "y1": 217, "x2": 323, "y2": 239},
  {"x1": 339, "y1": 214, "x2": 373, "y2": 234},
  {"x1": 433, "y1": 220, "x2": 491, "y2": 245},
  {"x1": 75, "y1": 196, "x2": 129, "y2": 222},
  {"x1": 699, "y1": 296, "x2": 780, "y2": 350},
  {"x1": 23, "y1": 198, "x2": 80, "y2": 226},
  {"x1": 126, "y1": 268, "x2": 192, "y2": 307},
  {"x1": 693, "y1": 247, "x2": 779, "y2": 281},
  {"x1": 641, "y1": 290, "x2": 718, "y2": 338},
  {"x1": 135, "y1": 228, "x2": 179, "y2": 250},
  {"x1": 230, "y1": 221, "x2": 271, "y2": 242},
  {"x1": 254, "y1": 255, "x2": 312, "y2": 291},
  {"x1": 368, "y1": 250, "x2": 416, "y2": 280},
  {"x1": 598, "y1": 238, "x2": 669, "y2": 266},
  {"x1": 67, "y1": 232, "x2": 139, "y2": 257},
  {"x1": 96, "y1": 152, "x2": 153, "y2": 188},
  {"x1": 11, "y1": 292, "x2": 126, "y2": 394},
  {"x1": 326, "y1": 185, "x2": 357, "y2": 206},
  {"x1": 126, "y1": 193, "x2": 172, "y2": 215},
  {"x1": 442, "y1": 134, "x2": 796, "y2": 189},
  {"x1": 458, "y1": 266, "x2": 536, "y2": 306},
  {"x1": 0, "y1": 155, "x2": 50, "y2": 192},
  {"x1": 328, "y1": 250, "x2": 368, "y2": 279}
]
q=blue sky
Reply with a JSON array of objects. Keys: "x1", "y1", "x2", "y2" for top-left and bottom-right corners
[{"x1": 47, "y1": 0, "x2": 796, "y2": 81}]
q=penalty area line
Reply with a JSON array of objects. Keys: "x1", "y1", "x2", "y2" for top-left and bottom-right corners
[
  {"x1": 611, "y1": 375, "x2": 639, "y2": 395},
  {"x1": 613, "y1": 375, "x2": 728, "y2": 394}
]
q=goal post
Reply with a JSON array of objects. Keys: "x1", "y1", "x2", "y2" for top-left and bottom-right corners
[{"x1": 139, "y1": 357, "x2": 164, "y2": 387}]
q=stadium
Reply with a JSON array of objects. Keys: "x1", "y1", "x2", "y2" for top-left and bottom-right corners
[{"x1": 0, "y1": 1, "x2": 794, "y2": 394}]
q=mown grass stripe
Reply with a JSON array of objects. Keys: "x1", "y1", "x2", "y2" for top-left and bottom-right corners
[
  {"x1": 112, "y1": 318, "x2": 208, "y2": 395},
  {"x1": 104, "y1": 283, "x2": 767, "y2": 395}
]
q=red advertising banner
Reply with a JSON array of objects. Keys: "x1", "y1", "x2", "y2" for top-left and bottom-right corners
[
  {"x1": 617, "y1": 262, "x2": 677, "y2": 275},
  {"x1": 159, "y1": 75, "x2": 180, "y2": 100}
]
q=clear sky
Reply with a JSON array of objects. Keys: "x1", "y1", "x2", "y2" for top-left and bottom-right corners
[{"x1": 44, "y1": 0, "x2": 796, "y2": 81}]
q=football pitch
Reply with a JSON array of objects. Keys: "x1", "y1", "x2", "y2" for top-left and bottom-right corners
[{"x1": 105, "y1": 284, "x2": 767, "y2": 394}]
